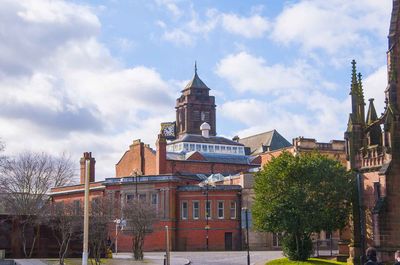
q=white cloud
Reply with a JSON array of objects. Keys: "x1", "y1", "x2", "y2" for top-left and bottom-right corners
[
  {"x1": 215, "y1": 51, "x2": 314, "y2": 94},
  {"x1": 220, "y1": 93, "x2": 349, "y2": 143},
  {"x1": 272, "y1": 0, "x2": 391, "y2": 59},
  {"x1": 0, "y1": 0, "x2": 177, "y2": 179},
  {"x1": 162, "y1": 28, "x2": 194, "y2": 46},
  {"x1": 221, "y1": 14, "x2": 270, "y2": 38},
  {"x1": 158, "y1": 6, "x2": 270, "y2": 46},
  {"x1": 363, "y1": 65, "x2": 387, "y2": 115},
  {"x1": 155, "y1": 0, "x2": 182, "y2": 18}
]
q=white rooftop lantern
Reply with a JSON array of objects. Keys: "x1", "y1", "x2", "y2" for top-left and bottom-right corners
[{"x1": 200, "y1": 122, "x2": 211, "y2": 138}]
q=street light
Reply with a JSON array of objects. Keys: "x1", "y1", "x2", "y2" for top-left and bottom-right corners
[
  {"x1": 199, "y1": 179, "x2": 215, "y2": 251},
  {"x1": 113, "y1": 218, "x2": 126, "y2": 254},
  {"x1": 242, "y1": 207, "x2": 250, "y2": 265}
]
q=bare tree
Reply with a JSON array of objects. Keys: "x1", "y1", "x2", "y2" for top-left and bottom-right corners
[
  {"x1": 89, "y1": 197, "x2": 112, "y2": 265},
  {"x1": 0, "y1": 151, "x2": 76, "y2": 257},
  {"x1": 123, "y1": 199, "x2": 157, "y2": 260},
  {"x1": 48, "y1": 202, "x2": 83, "y2": 265}
]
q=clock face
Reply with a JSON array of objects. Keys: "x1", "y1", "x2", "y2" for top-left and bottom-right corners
[{"x1": 161, "y1": 122, "x2": 176, "y2": 139}]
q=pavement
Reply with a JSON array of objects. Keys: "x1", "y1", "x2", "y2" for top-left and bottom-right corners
[
  {"x1": 114, "y1": 252, "x2": 190, "y2": 265},
  {"x1": 14, "y1": 260, "x2": 47, "y2": 265},
  {"x1": 11, "y1": 251, "x2": 284, "y2": 265}
]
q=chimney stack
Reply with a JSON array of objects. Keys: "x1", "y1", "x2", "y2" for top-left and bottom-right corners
[
  {"x1": 156, "y1": 134, "x2": 167, "y2": 174},
  {"x1": 80, "y1": 152, "x2": 96, "y2": 184}
]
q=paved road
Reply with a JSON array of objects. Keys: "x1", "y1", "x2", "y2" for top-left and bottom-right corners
[{"x1": 171, "y1": 251, "x2": 283, "y2": 265}]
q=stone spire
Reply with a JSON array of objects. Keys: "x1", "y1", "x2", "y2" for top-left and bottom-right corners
[
  {"x1": 366, "y1": 98, "x2": 378, "y2": 125},
  {"x1": 349, "y1": 60, "x2": 365, "y2": 124}
]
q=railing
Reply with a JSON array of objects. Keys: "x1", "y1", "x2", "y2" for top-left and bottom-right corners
[
  {"x1": 312, "y1": 239, "x2": 339, "y2": 257},
  {"x1": 361, "y1": 146, "x2": 384, "y2": 168}
]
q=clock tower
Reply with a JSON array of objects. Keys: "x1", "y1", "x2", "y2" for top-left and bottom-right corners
[{"x1": 176, "y1": 63, "x2": 216, "y2": 137}]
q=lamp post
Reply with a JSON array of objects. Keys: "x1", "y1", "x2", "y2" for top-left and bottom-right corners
[
  {"x1": 165, "y1": 225, "x2": 170, "y2": 265},
  {"x1": 82, "y1": 160, "x2": 90, "y2": 265},
  {"x1": 242, "y1": 207, "x2": 250, "y2": 265},
  {"x1": 199, "y1": 180, "x2": 215, "y2": 251}
]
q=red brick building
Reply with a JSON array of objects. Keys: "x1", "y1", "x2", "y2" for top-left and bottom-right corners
[
  {"x1": 345, "y1": 1, "x2": 400, "y2": 262},
  {"x1": 49, "y1": 68, "x2": 291, "y2": 252}
]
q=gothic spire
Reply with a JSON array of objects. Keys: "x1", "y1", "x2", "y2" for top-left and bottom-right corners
[
  {"x1": 358, "y1": 73, "x2": 365, "y2": 102},
  {"x1": 194, "y1": 60, "x2": 198, "y2": 75},
  {"x1": 366, "y1": 98, "x2": 378, "y2": 125}
]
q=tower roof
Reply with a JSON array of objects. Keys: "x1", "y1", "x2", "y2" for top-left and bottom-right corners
[{"x1": 183, "y1": 62, "x2": 209, "y2": 91}]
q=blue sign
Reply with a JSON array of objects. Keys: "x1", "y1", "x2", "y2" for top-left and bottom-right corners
[{"x1": 241, "y1": 209, "x2": 252, "y2": 229}]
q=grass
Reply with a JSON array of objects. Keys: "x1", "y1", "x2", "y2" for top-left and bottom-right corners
[
  {"x1": 42, "y1": 258, "x2": 154, "y2": 265},
  {"x1": 266, "y1": 258, "x2": 347, "y2": 265}
]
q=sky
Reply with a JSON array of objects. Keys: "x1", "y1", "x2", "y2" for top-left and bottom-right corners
[{"x1": 0, "y1": 0, "x2": 393, "y2": 180}]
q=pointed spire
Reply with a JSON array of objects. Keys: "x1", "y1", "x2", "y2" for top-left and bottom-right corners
[
  {"x1": 194, "y1": 60, "x2": 198, "y2": 75},
  {"x1": 351, "y1": 59, "x2": 357, "y2": 84},
  {"x1": 366, "y1": 98, "x2": 378, "y2": 125},
  {"x1": 358, "y1": 72, "x2": 365, "y2": 103},
  {"x1": 350, "y1": 60, "x2": 358, "y2": 96}
]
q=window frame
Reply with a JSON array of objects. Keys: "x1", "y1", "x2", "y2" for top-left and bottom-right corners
[
  {"x1": 217, "y1": 201, "x2": 224, "y2": 219},
  {"x1": 205, "y1": 201, "x2": 212, "y2": 220},
  {"x1": 230, "y1": 201, "x2": 237, "y2": 219},
  {"x1": 192, "y1": 200, "x2": 200, "y2": 220},
  {"x1": 181, "y1": 201, "x2": 188, "y2": 220}
]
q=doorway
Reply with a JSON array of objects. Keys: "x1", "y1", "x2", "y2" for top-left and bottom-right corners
[{"x1": 225, "y1": 232, "x2": 233, "y2": 250}]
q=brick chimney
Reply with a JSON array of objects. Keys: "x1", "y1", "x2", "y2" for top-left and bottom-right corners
[
  {"x1": 156, "y1": 134, "x2": 167, "y2": 174},
  {"x1": 80, "y1": 152, "x2": 96, "y2": 184}
]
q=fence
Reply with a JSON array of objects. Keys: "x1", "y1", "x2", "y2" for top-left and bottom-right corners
[{"x1": 312, "y1": 239, "x2": 339, "y2": 257}]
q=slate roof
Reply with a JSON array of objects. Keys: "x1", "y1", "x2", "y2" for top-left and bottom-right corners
[
  {"x1": 184, "y1": 72, "x2": 209, "y2": 90},
  {"x1": 166, "y1": 151, "x2": 259, "y2": 165},
  {"x1": 238, "y1": 129, "x2": 292, "y2": 155},
  {"x1": 169, "y1": 134, "x2": 244, "y2": 146}
]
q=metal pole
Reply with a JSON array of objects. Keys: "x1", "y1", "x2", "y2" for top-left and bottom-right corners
[
  {"x1": 246, "y1": 209, "x2": 250, "y2": 265},
  {"x1": 357, "y1": 173, "x2": 366, "y2": 265},
  {"x1": 115, "y1": 221, "x2": 118, "y2": 254},
  {"x1": 165, "y1": 225, "x2": 170, "y2": 265},
  {"x1": 82, "y1": 160, "x2": 90, "y2": 265},
  {"x1": 206, "y1": 184, "x2": 209, "y2": 251}
]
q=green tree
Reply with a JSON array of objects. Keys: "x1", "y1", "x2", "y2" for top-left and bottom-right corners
[{"x1": 253, "y1": 151, "x2": 352, "y2": 261}]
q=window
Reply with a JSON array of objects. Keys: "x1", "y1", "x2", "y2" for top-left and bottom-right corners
[
  {"x1": 193, "y1": 201, "x2": 199, "y2": 219},
  {"x1": 196, "y1": 144, "x2": 201, "y2": 151},
  {"x1": 239, "y1": 147, "x2": 244, "y2": 154},
  {"x1": 205, "y1": 201, "x2": 211, "y2": 219},
  {"x1": 189, "y1": 144, "x2": 195, "y2": 151},
  {"x1": 209, "y1": 145, "x2": 214, "y2": 152},
  {"x1": 126, "y1": 194, "x2": 135, "y2": 202},
  {"x1": 139, "y1": 194, "x2": 146, "y2": 202},
  {"x1": 73, "y1": 200, "x2": 80, "y2": 215},
  {"x1": 221, "y1": 146, "x2": 226, "y2": 152},
  {"x1": 217, "y1": 201, "x2": 224, "y2": 219},
  {"x1": 227, "y1": 146, "x2": 232, "y2": 153},
  {"x1": 215, "y1": 145, "x2": 220, "y2": 152},
  {"x1": 193, "y1": 111, "x2": 200, "y2": 121},
  {"x1": 181, "y1": 201, "x2": 188, "y2": 219},
  {"x1": 202, "y1": 145, "x2": 207, "y2": 152},
  {"x1": 233, "y1": 147, "x2": 237, "y2": 153},
  {"x1": 230, "y1": 201, "x2": 236, "y2": 219},
  {"x1": 151, "y1": 193, "x2": 158, "y2": 206},
  {"x1": 183, "y1": 143, "x2": 188, "y2": 151}
]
